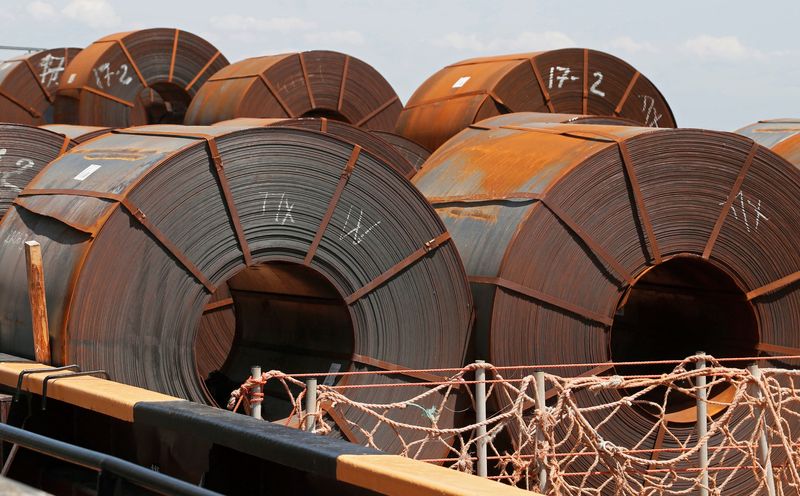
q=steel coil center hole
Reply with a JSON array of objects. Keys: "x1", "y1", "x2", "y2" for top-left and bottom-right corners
[
  {"x1": 195, "y1": 262, "x2": 354, "y2": 416},
  {"x1": 610, "y1": 257, "x2": 758, "y2": 420},
  {"x1": 140, "y1": 83, "x2": 191, "y2": 124}
]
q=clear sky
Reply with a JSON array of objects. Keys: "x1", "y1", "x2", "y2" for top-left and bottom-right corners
[{"x1": 0, "y1": 0, "x2": 796, "y2": 131}]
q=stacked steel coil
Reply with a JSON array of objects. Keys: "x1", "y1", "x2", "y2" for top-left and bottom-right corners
[
  {"x1": 0, "y1": 124, "x2": 73, "y2": 219},
  {"x1": 40, "y1": 124, "x2": 113, "y2": 143},
  {"x1": 371, "y1": 131, "x2": 430, "y2": 172},
  {"x1": 0, "y1": 48, "x2": 80, "y2": 125},
  {"x1": 184, "y1": 51, "x2": 401, "y2": 131},
  {"x1": 213, "y1": 117, "x2": 417, "y2": 177},
  {"x1": 54, "y1": 28, "x2": 228, "y2": 126},
  {"x1": 0, "y1": 124, "x2": 472, "y2": 457},
  {"x1": 738, "y1": 118, "x2": 800, "y2": 166},
  {"x1": 397, "y1": 49, "x2": 676, "y2": 151},
  {"x1": 413, "y1": 114, "x2": 800, "y2": 491}
]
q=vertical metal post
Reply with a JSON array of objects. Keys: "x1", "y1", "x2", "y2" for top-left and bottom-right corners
[
  {"x1": 696, "y1": 352, "x2": 709, "y2": 496},
  {"x1": 25, "y1": 241, "x2": 51, "y2": 365},
  {"x1": 475, "y1": 360, "x2": 487, "y2": 477},
  {"x1": 747, "y1": 363, "x2": 776, "y2": 496},
  {"x1": 250, "y1": 366, "x2": 262, "y2": 420},
  {"x1": 305, "y1": 378, "x2": 318, "y2": 432},
  {"x1": 534, "y1": 370, "x2": 547, "y2": 493}
]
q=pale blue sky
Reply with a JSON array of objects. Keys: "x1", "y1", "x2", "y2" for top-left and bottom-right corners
[{"x1": 0, "y1": 0, "x2": 797, "y2": 130}]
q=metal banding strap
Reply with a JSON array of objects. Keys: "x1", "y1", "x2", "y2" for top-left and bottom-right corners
[
  {"x1": 337, "y1": 55, "x2": 350, "y2": 112},
  {"x1": 305, "y1": 145, "x2": 361, "y2": 266},
  {"x1": 257, "y1": 73, "x2": 295, "y2": 118},
  {"x1": 320, "y1": 117, "x2": 328, "y2": 133},
  {"x1": 345, "y1": 232, "x2": 451, "y2": 305},
  {"x1": 168, "y1": 29, "x2": 179, "y2": 83},
  {"x1": 529, "y1": 57, "x2": 555, "y2": 113},
  {"x1": 582, "y1": 49, "x2": 589, "y2": 115},
  {"x1": 615, "y1": 71, "x2": 640, "y2": 116},
  {"x1": 115, "y1": 129, "x2": 253, "y2": 267},
  {"x1": 756, "y1": 342, "x2": 800, "y2": 356},
  {"x1": 403, "y1": 89, "x2": 491, "y2": 111},
  {"x1": 351, "y1": 353, "x2": 448, "y2": 383},
  {"x1": 298, "y1": 52, "x2": 316, "y2": 109},
  {"x1": 19, "y1": 187, "x2": 216, "y2": 293},
  {"x1": 23, "y1": 58, "x2": 54, "y2": 103},
  {"x1": 651, "y1": 422, "x2": 668, "y2": 461},
  {"x1": 355, "y1": 96, "x2": 400, "y2": 127},
  {"x1": 748, "y1": 270, "x2": 800, "y2": 301},
  {"x1": 470, "y1": 275, "x2": 614, "y2": 326},
  {"x1": 81, "y1": 86, "x2": 134, "y2": 108},
  {"x1": 112, "y1": 38, "x2": 147, "y2": 89},
  {"x1": 58, "y1": 135, "x2": 72, "y2": 156},
  {"x1": 703, "y1": 141, "x2": 759, "y2": 259},
  {"x1": 617, "y1": 140, "x2": 661, "y2": 264},
  {"x1": 185, "y1": 51, "x2": 222, "y2": 92},
  {"x1": 319, "y1": 402, "x2": 359, "y2": 443},
  {"x1": 0, "y1": 88, "x2": 40, "y2": 117},
  {"x1": 203, "y1": 297, "x2": 233, "y2": 313}
]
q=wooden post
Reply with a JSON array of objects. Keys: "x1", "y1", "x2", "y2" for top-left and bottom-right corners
[
  {"x1": 696, "y1": 352, "x2": 709, "y2": 496},
  {"x1": 24, "y1": 241, "x2": 50, "y2": 365},
  {"x1": 305, "y1": 378, "x2": 318, "y2": 432},
  {"x1": 475, "y1": 360, "x2": 487, "y2": 477}
]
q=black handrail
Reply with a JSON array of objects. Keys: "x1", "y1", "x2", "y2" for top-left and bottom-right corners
[{"x1": 0, "y1": 423, "x2": 219, "y2": 496}]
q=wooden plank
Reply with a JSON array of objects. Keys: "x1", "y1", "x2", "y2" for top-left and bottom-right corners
[{"x1": 24, "y1": 241, "x2": 50, "y2": 365}]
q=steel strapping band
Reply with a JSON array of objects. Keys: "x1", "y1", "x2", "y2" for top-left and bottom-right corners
[
  {"x1": 23, "y1": 58, "x2": 54, "y2": 103},
  {"x1": 470, "y1": 275, "x2": 614, "y2": 326},
  {"x1": 351, "y1": 353, "x2": 448, "y2": 382},
  {"x1": 337, "y1": 55, "x2": 350, "y2": 112},
  {"x1": 756, "y1": 342, "x2": 800, "y2": 356},
  {"x1": 529, "y1": 58, "x2": 555, "y2": 112},
  {"x1": 58, "y1": 135, "x2": 72, "y2": 155},
  {"x1": 0, "y1": 88, "x2": 40, "y2": 117},
  {"x1": 582, "y1": 49, "x2": 589, "y2": 115},
  {"x1": 320, "y1": 117, "x2": 328, "y2": 133},
  {"x1": 427, "y1": 193, "x2": 541, "y2": 205},
  {"x1": 298, "y1": 52, "x2": 316, "y2": 109},
  {"x1": 403, "y1": 90, "x2": 490, "y2": 111},
  {"x1": 115, "y1": 39, "x2": 147, "y2": 89},
  {"x1": 345, "y1": 231, "x2": 451, "y2": 305},
  {"x1": 203, "y1": 297, "x2": 234, "y2": 313},
  {"x1": 748, "y1": 271, "x2": 800, "y2": 301},
  {"x1": 615, "y1": 71, "x2": 640, "y2": 115},
  {"x1": 18, "y1": 188, "x2": 124, "y2": 202},
  {"x1": 319, "y1": 402, "x2": 359, "y2": 443},
  {"x1": 304, "y1": 145, "x2": 361, "y2": 266},
  {"x1": 168, "y1": 29, "x2": 179, "y2": 83},
  {"x1": 185, "y1": 51, "x2": 221, "y2": 91},
  {"x1": 617, "y1": 140, "x2": 661, "y2": 264},
  {"x1": 703, "y1": 141, "x2": 759, "y2": 259},
  {"x1": 354, "y1": 95, "x2": 400, "y2": 127},
  {"x1": 542, "y1": 199, "x2": 634, "y2": 285},
  {"x1": 82, "y1": 86, "x2": 135, "y2": 108},
  {"x1": 257, "y1": 73, "x2": 295, "y2": 118}
]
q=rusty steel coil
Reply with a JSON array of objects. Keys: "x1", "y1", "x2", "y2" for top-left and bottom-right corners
[
  {"x1": 371, "y1": 131, "x2": 430, "y2": 172},
  {"x1": 54, "y1": 28, "x2": 228, "y2": 127},
  {"x1": 397, "y1": 49, "x2": 676, "y2": 151},
  {"x1": 40, "y1": 124, "x2": 113, "y2": 144},
  {"x1": 413, "y1": 114, "x2": 800, "y2": 491},
  {"x1": 184, "y1": 51, "x2": 401, "y2": 131},
  {"x1": 0, "y1": 48, "x2": 80, "y2": 125},
  {"x1": 0, "y1": 124, "x2": 472, "y2": 456},
  {"x1": 0, "y1": 124, "x2": 73, "y2": 219},
  {"x1": 213, "y1": 117, "x2": 416, "y2": 178},
  {"x1": 738, "y1": 118, "x2": 800, "y2": 166}
]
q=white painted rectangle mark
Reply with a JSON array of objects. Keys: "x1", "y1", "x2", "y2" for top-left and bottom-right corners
[
  {"x1": 452, "y1": 76, "x2": 471, "y2": 88},
  {"x1": 67, "y1": 73, "x2": 76, "y2": 84},
  {"x1": 0, "y1": 63, "x2": 12, "y2": 71},
  {"x1": 73, "y1": 164, "x2": 102, "y2": 181},
  {"x1": 323, "y1": 363, "x2": 342, "y2": 386}
]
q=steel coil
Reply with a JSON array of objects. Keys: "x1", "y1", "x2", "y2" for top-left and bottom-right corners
[
  {"x1": 738, "y1": 118, "x2": 800, "y2": 166},
  {"x1": 0, "y1": 124, "x2": 72, "y2": 219},
  {"x1": 371, "y1": 131, "x2": 430, "y2": 173},
  {"x1": 0, "y1": 48, "x2": 80, "y2": 125},
  {"x1": 54, "y1": 28, "x2": 228, "y2": 127},
  {"x1": 397, "y1": 49, "x2": 676, "y2": 151},
  {"x1": 213, "y1": 117, "x2": 416, "y2": 178},
  {"x1": 413, "y1": 114, "x2": 800, "y2": 491},
  {"x1": 184, "y1": 51, "x2": 401, "y2": 131},
  {"x1": 0, "y1": 124, "x2": 472, "y2": 456},
  {"x1": 40, "y1": 124, "x2": 113, "y2": 144}
]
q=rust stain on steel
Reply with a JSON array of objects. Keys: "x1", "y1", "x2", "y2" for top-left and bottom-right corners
[
  {"x1": 738, "y1": 118, "x2": 800, "y2": 168},
  {"x1": 396, "y1": 49, "x2": 676, "y2": 152},
  {"x1": 184, "y1": 50, "x2": 402, "y2": 131},
  {"x1": 54, "y1": 28, "x2": 229, "y2": 127},
  {"x1": 0, "y1": 48, "x2": 81, "y2": 125}
]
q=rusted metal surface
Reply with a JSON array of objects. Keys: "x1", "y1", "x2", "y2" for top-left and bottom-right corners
[
  {"x1": 54, "y1": 29, "x2": 228, "y2": 127},
  {"x1": 413, "y1": 113, "x2": 800, "y2": 491},
  {"x1": 0, "y1": 124, "x2": 73, "y2": 219},
  {"x1": 184, "y1": 51, "x2": 401, "y2": 131},
  {"x1": 213, "y1": 117, "x2": 417, "y2": 177},
  {"x1": 40, "y1": 124, "x2": 112, "y2": 144},
  {"x1": 397, "y1": 49, "x2": 676, "y2": 151},
  {"x1": 0, "y1": 124, "x2": 472, "y2": 458},
  {"x1": 372, "y1": 131, "x2": 430, "y2": 173},
  {"x1": 0, "y1": 48, "x2": 80, "y2": 125},
  {"x1": 738, "y1": 119, "x2": 800, "y2": 166}
]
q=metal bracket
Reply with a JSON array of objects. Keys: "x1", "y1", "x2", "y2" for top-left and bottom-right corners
[
  {"x1": 14, "y1": 365, "x2": 80, "y2": 402},
  {"x1": 41, "y1": 370, "x2": 109, "y2": 410}
]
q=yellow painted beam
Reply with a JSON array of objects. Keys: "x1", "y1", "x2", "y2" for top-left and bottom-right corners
[
  {"x1": 337, "y1": 454, "x2": 538, "y2": 496},
  {"x1": 0, "y1": 362, "x2": 180, "y2": 422}
]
